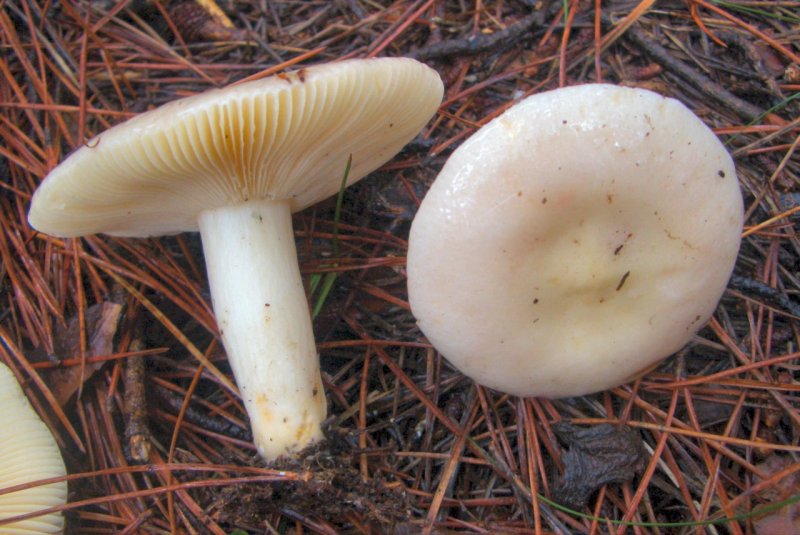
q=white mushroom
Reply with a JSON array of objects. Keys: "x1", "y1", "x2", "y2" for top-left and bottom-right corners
[
  {"x1": 407, "y1": 83, "x2": 743, "y2": 398},
  {"x1": 0, "y1": 362, "x2": 67, "y2": 533},
  {"x1": 29, "y1": 58, "x2": 443, "y2": 459}
]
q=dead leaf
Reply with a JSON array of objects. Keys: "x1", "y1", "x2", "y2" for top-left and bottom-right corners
[
  {"x1": 551, "y1": 421, "x2": 646, "y2": 510},
  {"x1": 47, "y1": 302, "x2": 122, "y2": 405},
  {"x1": 755, "y1": 508, "x2": 800, "y2": 535},
  {"x1": 753, "y1": 455, "x2": 800, "y2": 535}
]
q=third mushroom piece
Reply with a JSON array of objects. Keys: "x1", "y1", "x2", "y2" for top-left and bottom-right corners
[
  {"x1": 407, "y1": 84, "x2": 743, "y2": 398},
  {"x1": 28, "y1": 58, "x2": 443, "y2": 460},
  {"x1": 0, "y1": 362, "x2": 67, "y2": 533}
]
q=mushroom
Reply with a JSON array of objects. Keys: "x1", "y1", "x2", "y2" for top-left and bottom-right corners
[
  {"x1": 0, "y1": 362, "x2": 67, "y2": 533},
  {"x1": 28, "y1": 58, "x2": 443, "y2": 459},
  {"x1": 407, "y1": 84, "x2": 743, "y2": 398}
]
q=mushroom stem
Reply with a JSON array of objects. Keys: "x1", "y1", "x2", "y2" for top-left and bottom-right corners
[{"x1": 198, "y1": 199, "x2": 326, "y2": 460}]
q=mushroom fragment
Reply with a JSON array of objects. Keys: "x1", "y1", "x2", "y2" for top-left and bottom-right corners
[
  {"x1": 29, "y1": 58, "x2": 443, "y2": 460},
  {"x1": 0, "y1": 362, "x2": 67, "y2": 533},
  {"x1": 407, "y1": 84, "x2": 743, "y2": 398}
]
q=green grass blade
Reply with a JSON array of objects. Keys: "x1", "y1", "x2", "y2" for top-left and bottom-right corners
[{"x1": 311, "y1": 155, "x2": 352, "y2": 319}]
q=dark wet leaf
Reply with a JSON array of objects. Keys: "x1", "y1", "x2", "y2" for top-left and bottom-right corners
[
  {"x1": 47, "y1": 302, "x2": 122, "y2": 405},
  {"x1": 552, "y1": 421, "x2": 646, "y2": 510}
]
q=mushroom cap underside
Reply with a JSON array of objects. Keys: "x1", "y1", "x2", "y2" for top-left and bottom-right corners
[
  {"x1": 29, "y1": 57, "x2": 443, "y2": 237},
  {"x1": 407, "y1": 83, "x2": 743, "y2": 398},
  {"x1": 0, "y1": 363, "x2": 67, "y2": 533}
]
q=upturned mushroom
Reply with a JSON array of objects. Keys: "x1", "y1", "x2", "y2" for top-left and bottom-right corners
[
  {"x1": 407, "y1": 84, "x2": 743, "y2": 398},
  {"x1": 29, "y1": 58, "x2": 443, "y2": 460},
  {"x1": 0, "y1": 362, "x2": 67, "y2": 533}
]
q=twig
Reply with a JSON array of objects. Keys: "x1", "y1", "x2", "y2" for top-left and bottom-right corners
[
  {"x1": 125, "y1": 336, "x2": 151, "y2": 462},
  {"x1": 410, "y1": 12, "x2": 542, "y2": 61},
  {"x1": 152, "y1": 384, "x2": 252, "y2": 441},
  {"x1": 729, "y1": 274, "x2": 800, "y2": 318},
  {"x1": 605, "y1": 14, "x2": 778, "y2": 123}
]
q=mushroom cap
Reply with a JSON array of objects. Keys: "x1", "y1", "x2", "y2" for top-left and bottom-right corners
[
  {"x1": 29, "y1": 58, "x2": 443, "y2": 238},
  {"x1": 407, "y1": 83, "x2": 743, "y2": 398},
  {"x1": 0, "y1": 363, "x2": 67, "y2": 533}
]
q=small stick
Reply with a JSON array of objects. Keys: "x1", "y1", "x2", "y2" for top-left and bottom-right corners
[
  {"x1": 125, "y1": 337, "x2": 151, "y2": 462},
  {"x1": 410, "y1": 12, "x2": 542, "y2": 61},
  {"x1": 604, "y1": 14, "x2": 779, "y2": 124},
  {"x1": 152, "y1": 384, "x2": 252, "y2": 441},
  {"x1": 729, "y1": 274, "x2": 800, "y2": 318}
]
